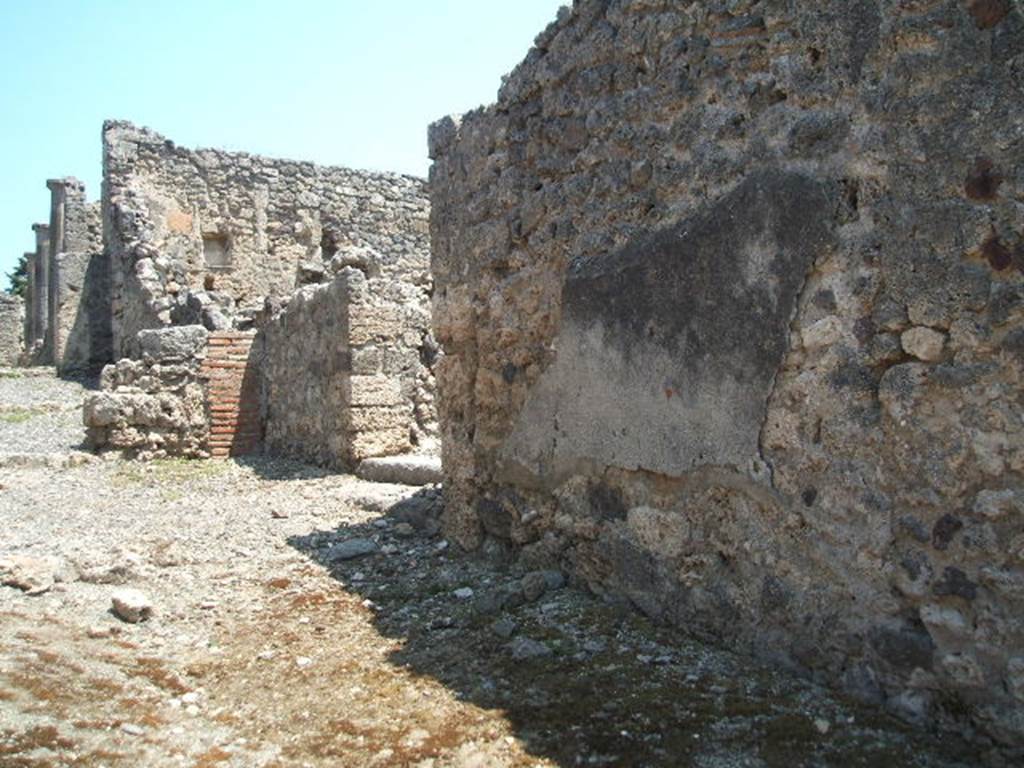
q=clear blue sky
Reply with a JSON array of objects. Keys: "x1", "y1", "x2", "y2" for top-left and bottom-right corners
[{"x1": 0, "y1": 0, "x2": 564, "y2": 286}]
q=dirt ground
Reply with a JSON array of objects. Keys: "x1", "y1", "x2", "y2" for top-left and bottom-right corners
[{"x1": 0, "y1": 371, "x2": 988, "y2": 767}]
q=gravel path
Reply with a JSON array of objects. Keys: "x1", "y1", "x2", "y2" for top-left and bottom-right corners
[
  {"x1": 0, "y1": 368, "x2": 94, "y2": 456},
  {"x1": 0, "y1": 375, "x2": 990, "y2": 767}
]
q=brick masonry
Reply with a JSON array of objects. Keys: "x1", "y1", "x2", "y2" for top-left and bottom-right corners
[{"x1": 201, "y1": 331, "x2": 261, "y2": 459}]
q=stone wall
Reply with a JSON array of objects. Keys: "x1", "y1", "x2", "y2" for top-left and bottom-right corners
[
  {"x1": 429, "y1": 0, "x2": 1024, "y2": 755},
  {"x1": 84, "y1": 326, "x2": 210, "y2": 459},
  {"x1": 84, "y1": 120, "x2": 435, "y2": 465},
  {"x1": 0, "y1": 293, "x2": 24, "y2": 365},
  {"x1": 261, "y1": 265, "x2": 437, "y2": 468},
  {"x1": 103, "y1": 120, "x2": 430, "y2": 359}
]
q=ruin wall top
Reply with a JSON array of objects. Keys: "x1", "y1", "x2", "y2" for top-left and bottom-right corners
[{"x1": 103, "y1": 120, "x2": 430, "y2": 356}]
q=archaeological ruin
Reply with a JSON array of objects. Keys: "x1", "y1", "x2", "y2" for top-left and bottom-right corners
[
  {"x1": 2, "y1": 0, "x2": 1023, "y2": 760},
  {"x1": 429, "y1": 0, "x2": 1024, "y2": 756},
  {"x1": 86, "y1": 121, "x2": 435, "y2": 464},
  {"x1": 14, "y1": 178, "x2": 107, "y2": 373},
  {"x1": 4, "y1": 120, "x2": 434, "y2": 467}
]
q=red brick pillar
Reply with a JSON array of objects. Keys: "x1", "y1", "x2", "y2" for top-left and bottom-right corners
[{"x1": 201, "y1": 331, "x2": 262, "y2": 458}]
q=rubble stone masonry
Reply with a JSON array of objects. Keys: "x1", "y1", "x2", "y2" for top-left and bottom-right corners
[
  {"x1": 261, "y1": 266, "x2": 437, "y2": 468},
  {"x1": 19, "y1": 180, "x2": 108, "y2": 373},
  {"x1": 102, "y1": 121, "x2": 431, "y2": 359},
  {"x1": 429, "y1": 0, "x2": 1024, "y2": 754},
  {"x1": 84, "y1": 326, "x2": 211, "y2": 458},
  {"x1": 46, "y1": 178, "x2": 108, "y2": 374},
  {"x1": 85, "y1": 120, "x2": 435, "y2": 466},
  {"x1": 0, "y1": 293, "x2": 24, "y2": 365}
]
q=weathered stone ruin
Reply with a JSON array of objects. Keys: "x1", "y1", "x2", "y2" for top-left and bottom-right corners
[
  {"x1": 262, "y1": 265, "x2": 436, "y2": 468},
  {"x1": 84, "y1": 121, "x2": 435, "y2": 465},
  {"x1": 6, "y1": 2, "x2": 1024, "y2": 757},
  {"x1": 0, "y1": 292, "x2": 24, "y2": 365},
  {"x1": 49, "y1": 179, "x2": 109, "y2": 374},
  {"x1": 429, "y1": 0, "x2": 1024, "y2": 755},
  {"x1": 18, "y1": 179, "x2": 107, "y2": 373},
  {"x1": 84, "y1": 326, "x2": 211, "y2": 456}
]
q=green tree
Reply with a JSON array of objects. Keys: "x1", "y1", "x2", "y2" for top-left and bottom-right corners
[{"x1": 5, "y1": 254, "x2": 28, "y2": 298}]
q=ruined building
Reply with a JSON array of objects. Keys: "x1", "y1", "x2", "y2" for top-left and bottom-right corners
[
  {"x1": 5, "y1": 119, "x2": 434, "y2": 466},
  {"x1": 429, "y1": 0, "x2": 1024, "y2": 755},
  {"x1": 84, "y1": 121, "x2": 435, "y2": 465},
  {"x1": 5, "y1": 1, "x2": 1022, "y2": 756},
  {"x1": 17, "y1": 178, "x2": 107, "y2": 373}
]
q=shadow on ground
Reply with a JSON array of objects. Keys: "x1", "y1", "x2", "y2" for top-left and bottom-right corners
[{"x1": 285, "y1": 490, "x2": 984, "y2": 768}]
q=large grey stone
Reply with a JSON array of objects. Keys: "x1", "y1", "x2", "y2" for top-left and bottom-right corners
[
  {"x1": 356, "y1": 454, "x2": 442, "y2": 486},
  {"x1": 136, "y1": 326, "x2": 207, "y2": 363},
  {"x1": 326, "y1": 538, "x2": 379, "y2": 561}
]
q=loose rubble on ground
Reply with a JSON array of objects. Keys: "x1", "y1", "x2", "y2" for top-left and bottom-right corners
[{"x1": 0, "y1": 371, "x2": 986, "y2": 766}]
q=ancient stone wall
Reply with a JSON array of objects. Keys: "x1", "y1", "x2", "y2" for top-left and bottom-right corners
[
  {"x1": 430, "y1": 0, "x2": 1024, "y2": 754},
  {"x1": 0, "y1": 293, "x2": 24, "y2": 365},
  {"x1": 260, "y1": 277, "x2": 349, "y2": 467},
  {"x1": 84, "y1": 326, "x2": 210, "y2": 459},
  {"x1": 103, "y1": 120, "x2": 430, "y2": 360},
  {"x1": 261, "y1": 266, "x2": 437, "y2": 468}
]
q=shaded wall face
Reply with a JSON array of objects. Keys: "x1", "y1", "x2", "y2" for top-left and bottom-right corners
[
  {"x1": 429, "y1": 0, "x2": 1024, "y2": 752},
  {"x1": 27, "y1": 227, "x2": 49, "y2": 363},
  {"x1": 21, "y1": 254, "x2": 34, "y2": 351},
  {"x1": 53, "y1": 189, "x2": 108, "y2": 374},
  {"x1": 102, "y1": 121, "x2": 430, "y2": 359},
  {"x1": 261, "y1": 276, "x2": 352, "y2": 467}
]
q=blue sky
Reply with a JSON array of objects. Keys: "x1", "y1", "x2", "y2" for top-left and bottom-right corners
[{"x1": 0, "y1": 0, "x2": 564, "y2": 285}]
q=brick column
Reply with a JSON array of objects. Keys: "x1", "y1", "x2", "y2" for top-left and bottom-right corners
[{"x1": 200, "y1": 331, "x2": 262, "y2": 458}]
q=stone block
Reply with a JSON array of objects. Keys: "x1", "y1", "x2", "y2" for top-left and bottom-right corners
[
  {"x1": 137, "y1": 325, "x2": 208, "y2": 363},
  {"x1": 348, "y1": 305, "x2": 404, "y2": 345},
  {"x1": 347, "y1": 375, "x2": 403, "y2": 407},
  {"x1": 356, "y1": 454, "x2": 442, "y2": 486},
  {"x1": 349, "y1": 427, "x2": 410, "y2": 462},
  {"x1": 345, "y1": 406, "x2": 409, "y2": 433}
]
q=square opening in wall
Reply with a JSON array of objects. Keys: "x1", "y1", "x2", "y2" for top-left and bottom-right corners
[
  {"x1": 203, "y1": 235, "x2": 231, "y2": 270},
  {"x1": 321, "y1": 231, "x2": 339, "y2": 261}
]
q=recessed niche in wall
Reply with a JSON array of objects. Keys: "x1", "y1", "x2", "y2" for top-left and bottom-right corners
[
  {"x1": 321, "y1": 230, "x2": 339, "y2": 261},
  {"x1": 203, "y1": 234, "x2": 231, "y2": 270}
]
